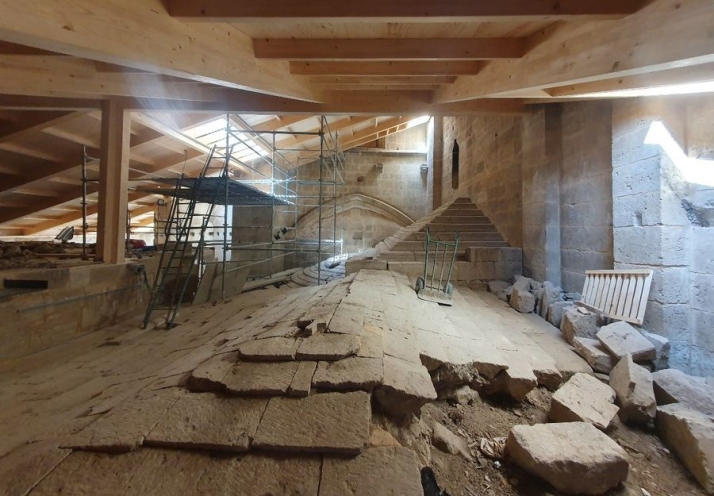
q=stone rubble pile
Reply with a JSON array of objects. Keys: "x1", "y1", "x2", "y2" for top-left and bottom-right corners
[{"x1": 488, "y1": 274, "x2": 714, "y2": 495}]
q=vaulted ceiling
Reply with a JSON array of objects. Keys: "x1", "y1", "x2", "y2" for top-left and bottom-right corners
[{"x1": 0, "y1": 0, "x2": 712, "y2": 237}]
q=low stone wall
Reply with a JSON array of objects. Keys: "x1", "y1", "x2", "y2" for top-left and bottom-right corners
[{"x1": 0, "y1": 260, "x2": 156, "y2": 360}]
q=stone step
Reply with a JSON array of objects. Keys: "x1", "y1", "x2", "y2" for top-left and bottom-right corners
[{"x1": 420, "y1": 223, "x2": 496, "y2": 232}]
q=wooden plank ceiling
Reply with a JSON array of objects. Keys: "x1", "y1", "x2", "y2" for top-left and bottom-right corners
[{"x1": 0, "y1": 0, "x2": 712, "y2": 236}]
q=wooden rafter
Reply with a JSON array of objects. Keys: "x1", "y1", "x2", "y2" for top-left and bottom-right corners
[
  {"x1": 254, "y1": 38, "x2": 526, "y2": 61},
  {"x1": 0, "y1": 111, "x2": 85, "y2": 144},
  {"x1": 0, "y1": 0, "x2": 317, "y2": 101},
  {"x1": 290, "y1": 61, "x2": 484, "y2": 77},
  {"x1": 168, "y1": 0, "x2": 646, "y2": 21},
  {"x1": 435, "y1": 0, "x2": 714, "y2": 102}
]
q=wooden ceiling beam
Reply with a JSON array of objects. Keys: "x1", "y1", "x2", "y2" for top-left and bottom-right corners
[
  {"x1": 117, "y1": 93, "x2": 526, "y2": 116},
  {"x1": 0, "y1": 0, "x2": 317, "y2": 101},
  {"x1": 435, "y1": 0, "x2": 714, "y2": 103},
  {"x1": 255, "y1": 38, "x2": 526, "y2": 60},
  {"x1": 0, "y1": 95, "x2": 101, "y2": 111},
  {"x1": 308, "y1": 76, "x2": 456, "y2": 85},
  {"x1": 0, "y1": 56, "x2": 222, "y2": 101},
  {"x1": 544, "y1": 63, "x2": 714, "y2": 98},
  {"x1": 251, "y1": 115, "x2": 313, "y2": 132},
  {"x1": 168, "y1": 0, "x2": 645, "y2": 21},
  {"x1": 291, "y1": 61, "x2": 483, "y2": 77},
  {"x1": 0, "y1": 111, "x2": 85, "y2": 144}
]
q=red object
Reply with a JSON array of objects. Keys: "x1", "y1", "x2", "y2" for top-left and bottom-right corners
[{"x1": 128, "y1": 239, "x2": 146, "y2": 249}]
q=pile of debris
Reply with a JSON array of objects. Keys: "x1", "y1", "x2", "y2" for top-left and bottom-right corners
[{"x1": 487, "y1": 275, "x2": 714, "y2": 495}]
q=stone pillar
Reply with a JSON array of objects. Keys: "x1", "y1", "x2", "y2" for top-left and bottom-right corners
[
  {"x1": 521, "y1": 105, "x2": 562, "y2": 285},
  {"x1": 96, "y1": 99, "x2": 130, "y2": 264},
  {"x1": 611, "y1": 98, "x2": 691, "y2": 372}
]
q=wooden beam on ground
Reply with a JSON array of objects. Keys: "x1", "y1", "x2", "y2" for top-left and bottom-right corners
[
  {"x1": 168, "y1": 0, "x2": 645, "y2": 21},
  {"x1": 435, "y1": 0, "x2": 714, "y2": 102},
  {"x1": 545, "y1": 63, "x2": 714, "y2": 98},
  {"x1": 0, "y1": 0, "x2": 317, "y2": 101},
  {"x1": 96, "y1": 99, "x2": 130, "y2": 264},
  {"x1": 0, "y1": 40, "x2": 58, "y2": 56},
  {"x1": 254, "y1": 39, "x2": 526, "y2": 60},
  {"x1": 291, "y1": 61, "x2": 484, "y2": 77}
]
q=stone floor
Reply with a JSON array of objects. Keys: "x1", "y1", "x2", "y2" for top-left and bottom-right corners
[{"x1": 0, "y1": 269, "x2": 593, "y2": 496}]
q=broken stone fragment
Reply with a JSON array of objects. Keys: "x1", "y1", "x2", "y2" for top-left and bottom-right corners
[
  {"x1": 640, "y1": 330, "x2": 670, "y2": 370},
  {"x1": 483, "y1": 354, "x2": 537, "y2": 402},
  {"x1": 549, "y1": 373, "x2": 619, "y2": 430},
  {"x1": 488, "y1": 280, "x2": 511, "y2": 302},
  {"x1": 597, "y1": 321, "x2": 656, "y2": 362},
  {"x1": 438, "y1": 385, "x2": 480, "y2": 406},
  {"x1": 561, "y1": 307, "x2": 599, "y2": 343},
  {"x1": 512, "y1": 276, "x2": 533, "y2": 292},
  {"x1": 609, "y1": 355, "x2": 656, "y2": 425},
  {"x1": 374, "y1": 356, "x2": 437, "y2": 416},
  {"x1": 507, "y1": 422, "x2": 629, "y2": 495},
  {"x1": 656, "y1": 404, "x2": 714, "y2": 494},
  {"x1": 431, "y1": 421, "x2": 473, "y2": 461},
  {"x1": 652, "y1": 368, "x2": 714, "y2": 416},
  {"x1": 546, "y1": 300, "x2": 573, "y2": 328},
  {"x1": 510, "y1": 287, "x2": 535, "y2": 313},
  {"x1": 369, "y1": 427, "x2": 401, "y2": 448},
  {"x1": 430, "y1": 363, "x2": 482, "y2": 392},
  {"x1": 572, "y1": 337, "x2": 615, "y2": 374},
  {"x1": 537, "y1": 281, "x2": 562, "y2": 318}
]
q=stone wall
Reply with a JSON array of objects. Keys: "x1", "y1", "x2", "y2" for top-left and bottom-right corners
[
  {"x1": 441, "y1": 115, "x2": 524, "y2": 246},
  {"x1": 0, "y1": 261, "x2": 153, "y2": 359},
  {"x1": 441, "y1": 104, "x2": 613, "y2": 292},
  {"x1": 612, "y1": 96, "x2": 714, "y2": 375}
]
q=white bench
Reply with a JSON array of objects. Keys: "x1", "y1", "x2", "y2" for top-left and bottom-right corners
[{"x1": 579, "y1": 270, "x2": 653, "y2": 325}]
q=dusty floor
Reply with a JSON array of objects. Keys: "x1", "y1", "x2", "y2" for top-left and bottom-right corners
[
  {"x1": 424, "y1": 391, "x2": 706, "y2": 496},
  {"x1": 0, "y1": 271, "x2": 707, "y2": 496}
]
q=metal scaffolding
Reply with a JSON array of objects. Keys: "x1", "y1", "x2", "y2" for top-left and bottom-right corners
[{"x1": 144, "y1": 115, "x2": 346, "y2": 304}]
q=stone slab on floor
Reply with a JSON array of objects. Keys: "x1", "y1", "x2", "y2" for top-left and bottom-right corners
[
  {"x1": 223, "y1": 361, "x2": 299, "y2": 396},
  {"x1": 253, "y1": 391, "x2": 370, "y2": 455},
  {"x1": 656, "y1": 403, "x2": 714, "y2": 494},
  {"x1": 507, "y1": 422, "x2": 630, "y2": 495},
  {"x1": 327, "y1": 302, "x2": 365, "y2": 336},
  {"x1": 295, "y1": 333, "x2": 360, "y2": 361},
  {"x1": 62, "y1": 388, "x2": 183, "y2": 452},
  {"x1": 609, "y1": 355, "x2": 656, "y2": 425},
  {"x1": 120, "y1": 448, "x2": 212, "y2": 495},
  {"x1": 561, "y1": 307, "x2": 599, "y2": 343},
  {"x1": 29, "y1": 450, "x2": 149, "y2": 496},
  {"x1": 187, "y1": 351, "x2": 239, "y2": 392},
  {"x1": 236, "y1": 337, "x2": 301, "y2": 361},
  {"x1": 357, "y1": 324, "x2": 384, "y2": 359},
  {"x1": 319, "y1": 447, "x2": 422, "y2": 496},
  {"x1": 572, "y1": 337, "x2": 615, "y2": 374},
  {"x1": 0, "y1": 441, "x2": 71, "y2": 496},
  {"x1": 313, "y1": 356, "x2": 384, "y2": 391},
  {"x1": 144, "y1": 393, "x2": 268, "y2": 452},
  {"x1": 197, "y1": 453, "x2": 322, "y2": 496},
  {"x1": 288, "y1": 361, "x2": 317, "y2": 397},
  {"x1": 549, "y1": 373, "x2": 619, "y2": 431},
  {"x1": 652, "y1": 368, "x2": 714, "y2": 416},
  {"x1": 597, "y1": 321, "x2": 655, "y2": 361},
  {"x1": 374, "y1": 355, "x2": 437, "y2": 416}
]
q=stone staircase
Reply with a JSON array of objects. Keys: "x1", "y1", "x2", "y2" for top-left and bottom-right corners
[{"x1": 347, "y1": 197, "x2": 523, "y2": 283}]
